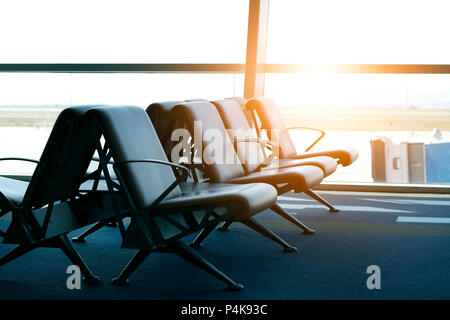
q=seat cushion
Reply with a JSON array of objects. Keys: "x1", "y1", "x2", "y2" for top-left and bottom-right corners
[
  {"x1": 271, "y1": 156, "x2": 337, "y2": 177},
  {"x1": 292, "y1": 147, "x2": 359, "y2": 167},
  {"x1": 155, "y1": 182, "x2": 278, "y2": 218},
  {"x1": 80, "y1": 179, "x2": 277, "y2": 219},
  {"x1": 0, "y1": 176, "x2": 29, "y2": 206},
  {"x1": 228, "y1": 165, "x2": 323, "y2": 192}
]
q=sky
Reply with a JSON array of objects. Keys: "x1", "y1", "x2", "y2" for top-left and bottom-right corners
[
  {"x1": 0, "y1": 0, "x2": 247, "y2": 63},
  {"x1": 1, "y1": 0, "x2": 450, "y2": 109},
  {"x1": 267, "y1": 0, "x2": 450, "y2": 64}
]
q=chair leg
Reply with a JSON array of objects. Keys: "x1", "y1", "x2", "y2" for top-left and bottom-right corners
[
  {"x1": 218, "y1": 221, "x2": 232, "y2": 231},
  {"x1": 304, "y1": 189, "x2": 340, "y2": 213},
  {"x1": 0, "y1": 235, "x2": 99, "y2": 283},
  {"x1": 71, "y1": 219, "x2": 111, "y2": 243},
  {"x1": 112, "y1": 249, "x2": 151, "y2": 285},
  {"x1": 169, "y1": 239, "x2": 243, "y2": 291},
  {"x1": 0, "y1": 243, "x2": 38, "y2": 267},
  {"x1": 188, "y1": 221, "x2": 221, "y2": 248},
  {"x1": 240, "y1": 217, "x2": 297, "y2": 252},
  {"x1": 57, "y1": 234, "x2": 100, "y2": 283},
  {"x1": 271, "y1": 203, "x2": 316, "y2": 234}
]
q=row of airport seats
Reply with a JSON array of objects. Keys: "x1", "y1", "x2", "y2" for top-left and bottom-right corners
[
  {"x1": 75, "y1": 96, "x2": 358, "y2": 244},
  {"x1": 0, "y1": 97, "x2": 357, "y2": 291},
  {"x1": 145, "y1": 97, "x2": 358, "y2": 237},
  {"x1": 0, "y1": 105, "x2": 279, "y2": 290},
  {"x1": 74, "y1": 96, "x2": 358, "y2": 282}
]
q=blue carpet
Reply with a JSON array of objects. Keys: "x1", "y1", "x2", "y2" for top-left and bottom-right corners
[{"x1": 0, "y1": 192, "x2": 449, "y2": 300}]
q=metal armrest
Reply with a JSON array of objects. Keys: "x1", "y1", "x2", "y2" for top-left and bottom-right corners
[
  {"x1": 0, "y1": 157, "x2": 40, "y2": 165},
  {"x1": 234, "y1": 138, "x2": 278, "y2": 150},
  {"x1": 116, "y1": 159, "x2": 189, "y2": 182},
  {"x1": 113, "y1": 158, "x2": 190, "y2": 211},
  {"x1": 233, "y1": 138, "x2": 279, "y2": 166},
  {"x1": 287, "y1": 127, "x2": 326, "y2": 152}
]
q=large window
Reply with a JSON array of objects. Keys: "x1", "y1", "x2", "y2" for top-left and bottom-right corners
[
  {"x1": 1, "y1": 0, "x2": 450, "y2": 188},
  {"x1": 265, "y1": 0, "x2": 450, "y2": 185},
  {"x1": 0, "y1": 0, "x2": 249, "y2": 63},
  {"x1": 0, "y1": 73, "x2": 244, "y2": 175},
  {"x1": 265, "y1": 73, "x2": 450, "y2": 183},
  {"x1": 0, "y1": 0, "x2": 249, "y2": 176},
  {"x1": 267, "y1": 0, "x2": 450, "y2": 64}
]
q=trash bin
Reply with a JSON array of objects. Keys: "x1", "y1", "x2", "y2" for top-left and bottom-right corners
[
  {"x1": 425, "y1": 142, "x2": 450, "y2": 183},
  {"x1": 370, "y1": 137, "x2": 425, "y2": 183}
]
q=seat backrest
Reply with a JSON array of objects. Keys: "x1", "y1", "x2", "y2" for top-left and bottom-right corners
[
  {"x1": 225, "y1": 96, "x2": 253, "y2": 126},
  {"x1": 146, "y1": 101, "x2": 182, "y2": 154},
  {"x1": 212, "y1": 99, "x2": 265, "y2": 174},
  {"x1": 87, "y1": 106, "x2": 181, "y2": 211},
  {"x1": 246, "y1": 97, "x2": 298, "y2": 159},
  {"x1": 172, "y1": 101, "x2": 246, "y2": 183},
  {"x1": 226, "y1": 96, "x2": 247, "y2": 106},
  {"x1": 23, "y1": 106, "x2": 98, "y2": 208}
]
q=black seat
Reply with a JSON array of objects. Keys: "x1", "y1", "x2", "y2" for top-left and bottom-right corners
[
  {"x1": 0, "y1": 106, "x2": 125, "y2": 283},
  {"x1": 212, "y1": 98, "x2": 340, "y2": 212},
  {"x1": 147, "y1": 101, "x2": 308, "y2": 251},
  {"x1": 214, "y1": 99, "x2": 336, "y2": 176},
  {"x1": 85, "y1": 105, "x2": 280, "y2": 290},
  {"x1": 171, "y1": 101, "x2": 326, "y2": 242},
  {"x1": 159, "y1": 182, "x2": 273, "y2": 216},
  {"x1": 146, "y1": 100, "x2": 183, "y2": 150},
  {"x1": 246, "y1": 97, "x2": 359, "y2": 167}
]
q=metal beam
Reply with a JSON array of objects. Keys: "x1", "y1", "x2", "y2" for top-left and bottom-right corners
[
  {"x1": 264, "y1": 64, "x2": 450, "y2": 74},
  {"x1": 0, "y1": 64, "x2": 245, "y2": 73},
  {"x1": 244, "y1": 0, "x2": 270, "y2": 99},
  {"x1": 3, "y1": 63, "x2": 450, "y2": 74}
]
